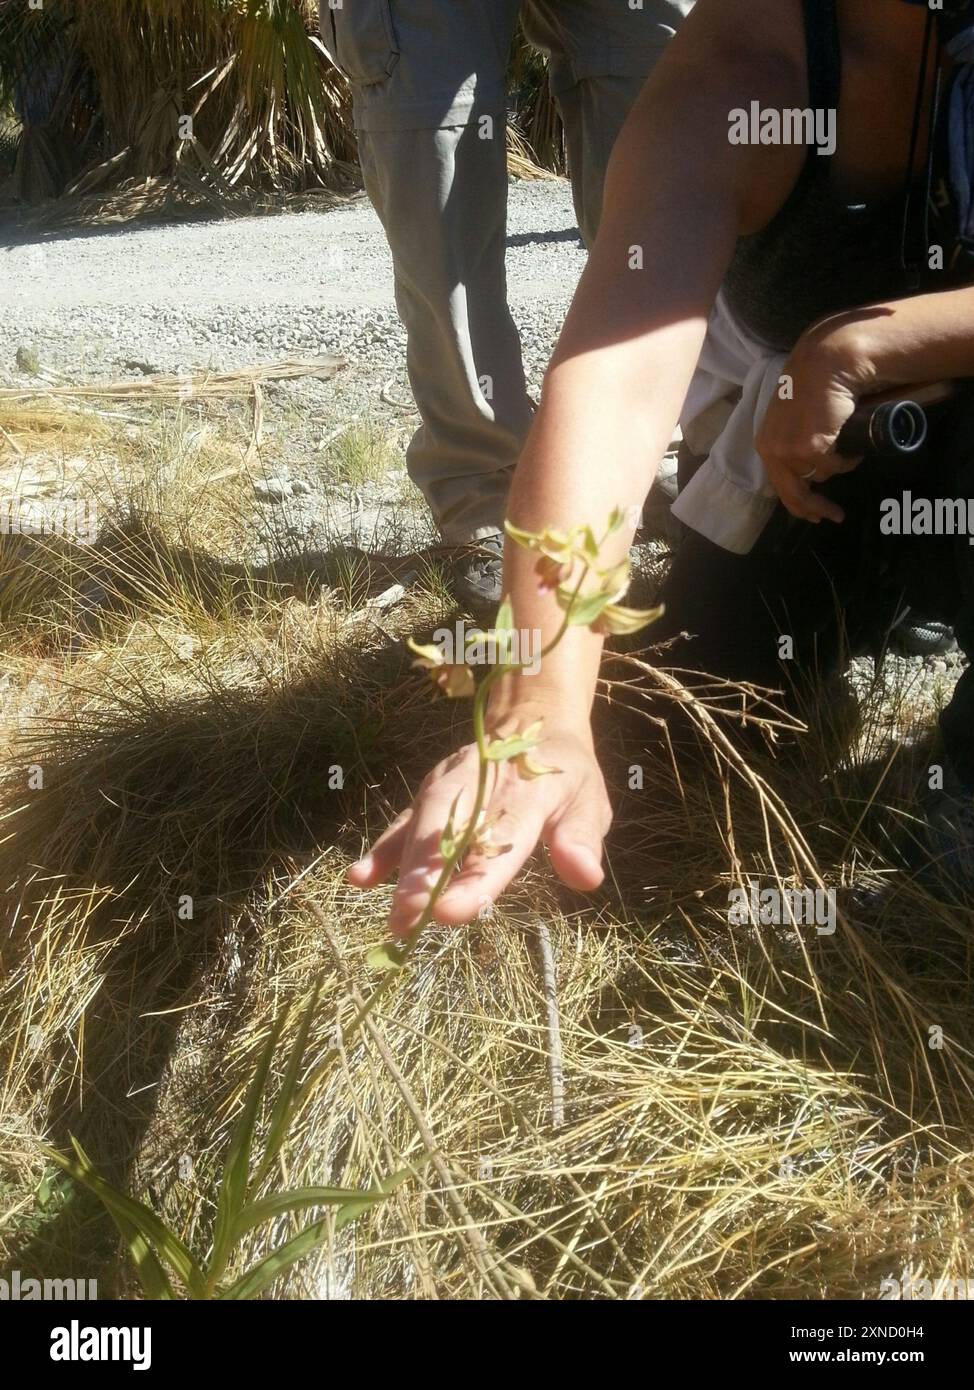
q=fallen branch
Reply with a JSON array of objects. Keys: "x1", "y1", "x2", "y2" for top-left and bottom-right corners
[
  {"x1": 535, "y1": 920, "x2": 565, "y2": 1130},
  {"x1": 0, "y1": 355, "x2": 346, "y2": 402}
]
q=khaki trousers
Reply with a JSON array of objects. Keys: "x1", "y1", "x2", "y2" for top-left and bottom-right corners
[{"x1": 321, "y1": 0, "x2": 693, "y2": 540}]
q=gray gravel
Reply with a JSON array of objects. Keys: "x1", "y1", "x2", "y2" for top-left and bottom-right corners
[
  {"x1": 0, "y1": 182, "x2": 966, "y2": 709},
  {"x1": 0, "y1": 179, "x2": 585, "y2": 560},
  {"x1": 0, "y1": 180, "x2": 584, "y2": 386}
]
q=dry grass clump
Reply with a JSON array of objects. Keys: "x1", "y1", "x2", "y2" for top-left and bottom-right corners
[
  {"x1": 1, "y1": 401, "x2": 973, "y2": 1299},
  {"x1": 0, "y1": 1, "x2": 563, "y2": 220},
  {"x1": 0, "y1": 0, "x2": 358, "y2": 206}
]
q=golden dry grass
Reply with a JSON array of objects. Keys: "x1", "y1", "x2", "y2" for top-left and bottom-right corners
[
  {"x1": 0, "y1": 1, "x2": 561, "y2": 220},
  {"x1": 1, "y1": 398, "x2": 972, "y2": 1299}
]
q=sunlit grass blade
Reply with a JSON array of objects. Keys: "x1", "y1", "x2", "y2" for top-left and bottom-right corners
[
  {"x1": 209, "y1": 1007, "x2": 289, "y2": 1286},
  {"x1": 234, "y1": 1182, "x2": 395, "y2": 1237},
  {"x1": 251, "y1": 977, "x2": 322, "y2": 1193},
  {"x1": 332, "y1": 1168, "x2": 414, "y2": 1233},
  {"x1": 218, "y1": 1170, "x2": 413, "y2": 1300},
  {"x1": 44, "y1": 1140, "x2": 201, "y2": 1298}
]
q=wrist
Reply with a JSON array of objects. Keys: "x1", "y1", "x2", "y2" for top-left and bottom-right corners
[
  {"x1": 792, "y1": 316, "x2": 882, "y2": 395},
  {"x1": 485, "y1": 671, "x2": 594, "y2": 739}
]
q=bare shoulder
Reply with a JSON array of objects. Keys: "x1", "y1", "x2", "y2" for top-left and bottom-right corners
[
  {"x1": 612, "y1": 0, "x2": 810, "y2": 234},
  {"x1": 668, "y1": 0, "x2": 807, "y2": 91}
]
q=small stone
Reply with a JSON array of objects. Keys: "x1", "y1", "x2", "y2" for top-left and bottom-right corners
[
  {"x1": 253, "y1": 477, "x2": 293, "y2": 502},
  {"x1": 367, "y1": 583, "x2": 406, "y2": 611},
  {"x1": 15, "y1": 345, "x2": 40, "y2": 375}
]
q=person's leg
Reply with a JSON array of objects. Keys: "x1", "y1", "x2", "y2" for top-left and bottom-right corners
[
  {"x1": 918, "y1": 397, "x2": 974, "y2": 786},
  {"x1": 357, "y1": 122, "x2": 531, "y2": 545},
  {"x1": 648, "y1": 460, "x2": 885, "y2": 700},
  {"x1": 320, "y1": 1, "x2": 527, "y2": 555},
  {"x1": 522, "y1": 0, "x2": 693, "y2": 246}
]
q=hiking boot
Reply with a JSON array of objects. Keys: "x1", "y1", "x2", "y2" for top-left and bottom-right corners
[{"x1": 451, "y1": 531, "x2": 504, "y2": 617}]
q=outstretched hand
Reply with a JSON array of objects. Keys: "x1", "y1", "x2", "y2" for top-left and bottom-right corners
[{"x1": 348, "y1": 720, "x2": 612, "y2": 936}]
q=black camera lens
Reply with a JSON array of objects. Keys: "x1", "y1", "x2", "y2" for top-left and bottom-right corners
[{"x1": 873, "y1": 401, "x2": 927, "y2": 455}]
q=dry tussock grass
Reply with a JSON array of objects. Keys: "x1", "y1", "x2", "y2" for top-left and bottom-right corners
[{"x1": 0, "y1": 398, "x2": 972, "y2": 1299}]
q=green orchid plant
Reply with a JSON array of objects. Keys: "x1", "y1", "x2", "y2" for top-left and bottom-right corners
[
  {"x1": 38, "y1": 509, "x2": 659, "y2": 1300},
  {"x1": 366, "y1": 507, "x2": 663, "y2": 974},
  {"x1": 43, "y1": 984, "x2": 413, "y2": 1300}
]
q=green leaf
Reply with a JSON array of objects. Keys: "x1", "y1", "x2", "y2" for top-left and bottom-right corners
[
  {"x1": 36, "y1": 1168, "x2": 56, "y2": 1210},
  {"x1": 503, "y1": 520, "x2": 535, "y2": 551},
  {"x1": 579, "y1": 526, "x2": 600, "y2": 563},
  {"x1": 483, "y1": 722, "x2": 544, "y2": 767},
  {"x1": 217, "y1": 1215, "x2": 335, "y2": 1301},
  {"x1": 366, "y1": 942, "x2": 405, "y2": 973},
  {"x1": 606, "y1": 505, "x2": 626, "y2": 536},
  {"x1": 494, "y1": 597, "x2": 514, "y2": 635},
  {"x1": 44, "y1": 1143, "x2": 195, "y2": 1299},
  {"x1": 597, "y1": 601, "x2": 665, "y2": 636},
  {"x1": 218, "y1": 1170, "x2": 413, "y2": 1300},
  {"x1": 438, "y1": 788, "x2": 464, "y2": 859},
  {"x1": 114, "y1": 1225, "x2": 177, "y2": 1302},
  {"x1": 333, "y1": 1168, "x2": 413, "y2": 1232},
  {"x1": 211, "y1": 1008, "x2": 288, "y2": 1281},
  {"x1": 251, "y1": 980, "x2": 322, "y2": 1194},
  {"x1": 561, "y1": 589, "x2": 612, "y2": 628},
  {"x1": 235, "y1": 1184, "x2": 395, "y2": 1237}
]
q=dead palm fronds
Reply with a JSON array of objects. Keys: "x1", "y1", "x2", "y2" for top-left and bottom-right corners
[
  {"x1": 0, "y1": 2, "x2": 567, "y2": 214},
  {"x1": 0, "y1": 1, "x2": 358, "y2": 206},
  {"x1": 0, "y1": 353, "x2": 345, "y2": 402},
  {"x1": 508, "y1": 21, "x2": 566, "y2": 176}
]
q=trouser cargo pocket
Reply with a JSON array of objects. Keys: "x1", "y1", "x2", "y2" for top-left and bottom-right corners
[{"x1": 321, "y1": 0, "x2": 399, "y2": 85}]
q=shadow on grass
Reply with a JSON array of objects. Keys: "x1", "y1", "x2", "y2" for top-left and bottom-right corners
[
  {"x1": 0, "y1": 517, "x2": 464, "y2": 643},
  {"x1": 2, "y1": 523, "x2": 972, "y2": 1296},
  {"x1": 0, "y1": 617, "x2": 461, "y2": 1292}
]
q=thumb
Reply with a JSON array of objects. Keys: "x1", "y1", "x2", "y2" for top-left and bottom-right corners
[{"x1": 544, "y1": 799, "x2": 607, "y2": 892}]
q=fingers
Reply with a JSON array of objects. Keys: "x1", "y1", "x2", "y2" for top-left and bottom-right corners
[
  {"x1": 759, "y1": 442, "x2": 860, "y2": 525},
  {"x1": 432, "y1": 773, "x2": 612, "y2": 925},
  {"x1": 385, "y1": 774, "x2": 478, "y2": 937},
  {"x1": 347, "y1": 809, "x2": 413, "y2": 888},
  {"x1": 544, "y1": 795, "x2": 612, "y2": 891},
  {"x1": 432, "y1": 801, "x2": 546, "y2": 926},
  {"x1": 348, "y1": 740, "x2": 614, "y2": 933},
  {"x1": 795, "y1": 451, "x2": 860, "y2": 483},
  {"x1": 772, "y1": 468, "x2": 846, "y2": 525}
]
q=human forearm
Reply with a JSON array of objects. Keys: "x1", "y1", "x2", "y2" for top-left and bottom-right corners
[
  {"x1": 488, "y1": 323, "x2": 709, "y2": 728},
  {"x1": 797, "y1": 287, "x2": 974, "y2": 395},
  {"x1": 485, "y1": 16, "x2": 778, "y2": 725}
]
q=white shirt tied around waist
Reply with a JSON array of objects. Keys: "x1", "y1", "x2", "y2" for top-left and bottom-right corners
[{"x1": 671, "y1": 290, "x2": 789, "y2": 555}]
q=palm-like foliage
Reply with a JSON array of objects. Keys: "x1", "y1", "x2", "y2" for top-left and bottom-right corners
[
  {"x1": 0, "y1": 0, "x2": 357, "y2": 203},
  {"x1": 509, "y1": 20, "x2": 566, "y2": 175},
  {"x1": 44, "y1": 983, "x2": 413, "y2": 1299},
  {"x1": 0, "y1": 1, "x2": 564, "y2": 205}
]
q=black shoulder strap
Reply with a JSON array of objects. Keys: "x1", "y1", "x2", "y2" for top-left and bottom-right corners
[{"x1": 802, "y1": 0, "x2": 841, "y2": 132}]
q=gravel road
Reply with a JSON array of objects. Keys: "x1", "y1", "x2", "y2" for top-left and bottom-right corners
[
  {"x1": 0, "y1": 177, "x2": 586, "y2": 559},
  {"x1": 0, "y1": 180, "x2": 584, "y2": 387},
  {"x1": 0, "y1": 180, "x2": 966, "y2": 701}
]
